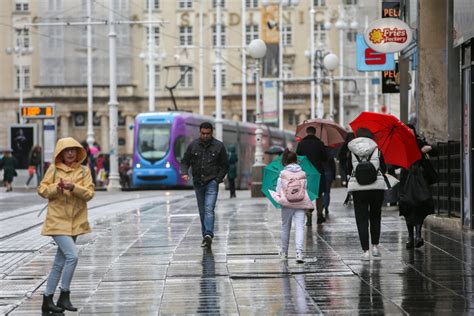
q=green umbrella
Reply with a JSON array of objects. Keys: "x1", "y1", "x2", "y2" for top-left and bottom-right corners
[{"x1": 261, "y1": 155, "x2": 321, "y2": 208}]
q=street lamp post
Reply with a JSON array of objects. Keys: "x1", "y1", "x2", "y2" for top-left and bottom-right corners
[
  {"x1": 248, "y1": 39, "x2": 267, "y2": 166},
  {"x1": 107, "y1": 0, "x2": 121, "y2": 191},
  {"x1": 6, "y1": 28, "x2": 33, "y2": 124},
  {"x1": 323, "y1": 53, "x2": 339, "y2": 119},
  {"x1": 248, "y1": 39, "x2": 267, "y2": 198}
]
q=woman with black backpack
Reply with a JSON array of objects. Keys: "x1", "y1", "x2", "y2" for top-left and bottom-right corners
[{"x1": 347, "y1": 128, "x2": 388, "y2": 260}]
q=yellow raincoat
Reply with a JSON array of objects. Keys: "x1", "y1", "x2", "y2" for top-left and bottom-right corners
[{"x1": 38, "y1": 137, "x2": 95, "y2": 236}]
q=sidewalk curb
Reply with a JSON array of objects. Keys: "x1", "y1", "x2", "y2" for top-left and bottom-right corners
[{"x1": 425, "y1": 214, "x2": 463, "y2": 231}]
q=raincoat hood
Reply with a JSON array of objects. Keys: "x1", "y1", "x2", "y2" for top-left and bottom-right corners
[
  {"x1": 284, "y1": 163, "x2": 302, "y2": 173},
  {"x1": 348, "y1": 137, "x2": 378, "y2": 157},
  {"x1": 53, "y1": 137, "x2": 87, "y2": 165}
]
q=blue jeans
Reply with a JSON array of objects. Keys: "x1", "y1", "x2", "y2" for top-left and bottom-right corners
[
  {"x1": 45, "y1": 236, "x2": 78, "y2": 295},
  {"x1": 323, "y1": 170, "x2": 334, "y2": 209},
  {"x1": 194, "y1": 180, "x2": 219, "y2": 238}
]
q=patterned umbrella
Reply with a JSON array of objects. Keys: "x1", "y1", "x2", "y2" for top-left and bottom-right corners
[{"x1": 296, "y1": 118, "x2": 347, "y2": 146}]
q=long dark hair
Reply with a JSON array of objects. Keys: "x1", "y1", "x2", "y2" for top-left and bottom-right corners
[
  {"x1": 355, "y1": 127, "x2": 374, "y2": 139},
  {"x1": 281, "y1": 148, "x2": 297, "y2": 166}
]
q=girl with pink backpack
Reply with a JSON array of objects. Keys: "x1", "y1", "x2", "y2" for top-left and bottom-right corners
[{"x1": 271, "y1": 149, "x2": 313, "y2": 263}]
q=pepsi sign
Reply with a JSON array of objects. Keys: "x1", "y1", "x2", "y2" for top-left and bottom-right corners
[{"x1": 356, "y1": 34, "x2": 395, "y2": 72}]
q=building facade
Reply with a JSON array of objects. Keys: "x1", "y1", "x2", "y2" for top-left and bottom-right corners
[{"x1": 0, "y1": 0, "x2": 380, "y2": 155}]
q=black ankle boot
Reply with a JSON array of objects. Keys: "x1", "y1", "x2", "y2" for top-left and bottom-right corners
[
  {"x1": 414, "y1": 224, "x2": 424, "y2": 248},
  {"x1": 306, "y1": 214, "x2": 312, "y2": 226},
  {"x1": 56, "y1": 290, "x2": 78, "y2": 312},
  {"x1": 42, "y1": 294, "x2": 64, "y2": 314}
]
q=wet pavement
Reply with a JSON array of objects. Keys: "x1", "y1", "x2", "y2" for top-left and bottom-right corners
[{"x1": 1, "y1": 187, "x2": 473, "y2": 315}]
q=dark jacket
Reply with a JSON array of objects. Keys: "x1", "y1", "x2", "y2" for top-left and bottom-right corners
[
  {"x1": 0, "y1": 155, "x2": 17, "y2": 182},
  {"x1": 180, "y1": 138, "x2": 229, "y2": 186},
  {"x1": 399, "y1": 136, "x2": 437, "y2": 224},
  {"x1": 296, "y1": 135, "x2": 327, "y2": 194},
  {"x1": 227, "y1": 145, "x2": 238, "y2": 180}
]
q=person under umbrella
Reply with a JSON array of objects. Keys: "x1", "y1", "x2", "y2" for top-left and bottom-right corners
[
  {"x1": 270, "y1": 149, "x2": 313, "y2": 263},
  {"x1": 296, "y1": 126, "x2": 327, "y2": 225},
  {"x1": 399, "y1": 124, "x2": 438, "y2": 249}
]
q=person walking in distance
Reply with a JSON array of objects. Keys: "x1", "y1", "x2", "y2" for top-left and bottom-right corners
[
  {"x1": 180, "y1": 122, "x2": 229, "y2": 248},
  {"x1": 271, "y1": 149, "x2": 313, "y2": 263},
  {"x1": 296, "y1": 126, "x2": 327, "y2": 225},
  {"x1": 347, "y1": 128, "x2": 387, "y2": 260},
  {"x1": 0, "y1": 149, "x2": 17, "y2": 192},
  {"x1": 38, "y1": 137, "x2": 95, "y2": 314},
  {"x1": 26, "y1": 145, "x2": 42, "y2": 188},
  {"x1": 227, "y1": 144, "x2": 238, "y2": 198}
]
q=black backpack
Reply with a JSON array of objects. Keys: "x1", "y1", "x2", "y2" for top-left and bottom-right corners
[{"x1": 353, "y1": 150, "x2": 378, "y2": 185}]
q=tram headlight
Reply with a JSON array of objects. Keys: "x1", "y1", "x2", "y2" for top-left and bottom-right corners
[
  {"x1": 165, "y1": 161, "x2": 171, "y2": 168},
  {"x1": 136, "y1": 163, "x2": 141, "y2": 169}
]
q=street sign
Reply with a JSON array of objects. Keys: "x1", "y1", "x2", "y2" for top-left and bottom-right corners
[
  {"x1": 364, "y1": 18, "x2": 413, "y2": 53},
  {"x1": 382, "y1": 62, "x2": 400, "y2": 94},
  {"x1": 382, "y1": 1, "x2": 401, "y2": 18},
  {"x1": 356, "y1": 34, "x2": 395, "y2": 71},
  {"x1": 20, "y1": 104, "x2": 56, "y2": 119}
]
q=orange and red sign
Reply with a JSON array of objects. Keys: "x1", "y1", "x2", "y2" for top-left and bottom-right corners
[{"x1": 364, "y1": 18, "x2": 413, "y2": 53}]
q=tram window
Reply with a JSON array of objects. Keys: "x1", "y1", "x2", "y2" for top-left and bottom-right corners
[
  {"x1": 138, "y1": 124, "x2": 170, "y2": 162},
  {"x1": 174, "y1": 136, "x2": 186, "y2": 161}
]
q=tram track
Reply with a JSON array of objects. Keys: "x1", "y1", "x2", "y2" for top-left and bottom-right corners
[{"x1": 0, "y1": 194, "x2": 190, "y2": 242}]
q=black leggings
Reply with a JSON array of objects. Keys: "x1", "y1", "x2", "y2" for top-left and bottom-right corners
[{"x1": 352, "y1": 190, "x2": 385, "y2": 251}]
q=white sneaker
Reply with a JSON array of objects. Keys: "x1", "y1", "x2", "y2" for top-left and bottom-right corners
[
  {"x1": 279, "y1": 250, "x2": 288, "y2": 261},
  {"x1": 361, "y1": 250, "x2": 370, "y2": 261},
  {"x1": 296, "y1": 252, "x2": 305, "y2": 263},
  {"x1": 372, "y1": 245, "x2": 381, "y2": 257}
]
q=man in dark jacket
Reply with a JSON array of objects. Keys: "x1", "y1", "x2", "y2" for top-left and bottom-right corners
[
  {"x1": 296, "y1": 126, "x2": 327, "y2": 225},
  {"x1": 180, "y1": 122, "x2": 229, "y2": 248}
]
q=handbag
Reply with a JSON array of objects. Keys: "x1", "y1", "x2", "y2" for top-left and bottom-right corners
[
  {"x1": 399, "y1": 167, "x2": 432, "y2": 207},
  {"x1": 421, "y1": 154, "x2": 438, "y2": 185},
  {"x1": 28, "y1": 165, "x2": 36, "y2": 176}
]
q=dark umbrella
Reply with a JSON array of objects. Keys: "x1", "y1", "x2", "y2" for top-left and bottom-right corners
[
  {"x1": 349, "y1": 112, "x2": 421, "y2": 169},
  {"x1": 265, "y1": 145, "x2": 285, "y2": 155}
]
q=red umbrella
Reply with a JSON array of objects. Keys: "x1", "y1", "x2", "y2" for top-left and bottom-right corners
[
  {"x1": 296, "y1": 118, "x2": 347, "y2": 146},
  {"x1": 349, "y1": 112, "x2": 421, "y2": 169}
]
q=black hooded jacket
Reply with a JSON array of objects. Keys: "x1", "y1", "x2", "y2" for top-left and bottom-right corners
[
  {"x1": 180, "y1": 138, "x2": 229, "y2": 186},
  {"x1": 296, "y1": 135, "x2": 327, "y2": 194}
]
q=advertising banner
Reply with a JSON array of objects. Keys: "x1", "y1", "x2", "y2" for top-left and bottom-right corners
[
  {"x1": 356, "y1": 34, "x2": 395, "y2": 72},
  {"x1": 43, "y1": 119, "x2": 56, "y2": 164},
  {"x1": 262, "y1": 80, "x2": 278, "y2": 123},
  {"x1": 261, "y1": 4, "x2": 279, "y2": 78},
  {"x1": 8, "y1": 124, "x2": 37, "y2": 169}
]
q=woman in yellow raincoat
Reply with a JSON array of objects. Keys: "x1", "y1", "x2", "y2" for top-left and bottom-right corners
[{"x1": 38, "y1": 137, "x2": 95, "y2": 314}]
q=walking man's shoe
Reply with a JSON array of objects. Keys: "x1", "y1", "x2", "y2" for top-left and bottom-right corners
[
  {"x1": 296, "y1": 252, "x2": 305, "y2": 263},
  {"x1": 203, "y1": 235, "x2": 212, "y2": 248},
  {"x1": 317, "y1": 215, "x2": 326, "y2": 224},
  {"x1": 201, "y1": 238, "x2": 207, "y2": 247}
]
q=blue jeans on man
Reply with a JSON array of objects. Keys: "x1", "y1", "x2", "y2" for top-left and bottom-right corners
[{"x1": 194, "y1": 179, "x2": 219, "y2": 239}]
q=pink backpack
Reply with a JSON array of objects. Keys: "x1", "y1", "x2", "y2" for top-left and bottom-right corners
[{"x1": 280, "y1": 170, "x2": 307, "y2": 202}]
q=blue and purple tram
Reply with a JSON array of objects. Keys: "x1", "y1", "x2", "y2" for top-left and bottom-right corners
[{"x1": 131, "y1": 112, "x2": 295, "y2": 189}]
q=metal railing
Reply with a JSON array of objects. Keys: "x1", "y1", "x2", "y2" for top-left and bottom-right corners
[{"x1": 431, "y1": 141, "x2": 461, "y2": 217}]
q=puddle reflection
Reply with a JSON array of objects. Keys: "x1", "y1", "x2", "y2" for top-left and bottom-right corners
[
  {"x1": 197, "y1": 248, "x2": 219, "y2": 314},
  {"x1": 358, "y1": 261, "x2": 384, "y2": 314}
]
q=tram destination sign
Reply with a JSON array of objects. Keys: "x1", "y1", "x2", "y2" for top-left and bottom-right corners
[{"x1": 20, "y1": 103, "x2": 56, "y2": 119}]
